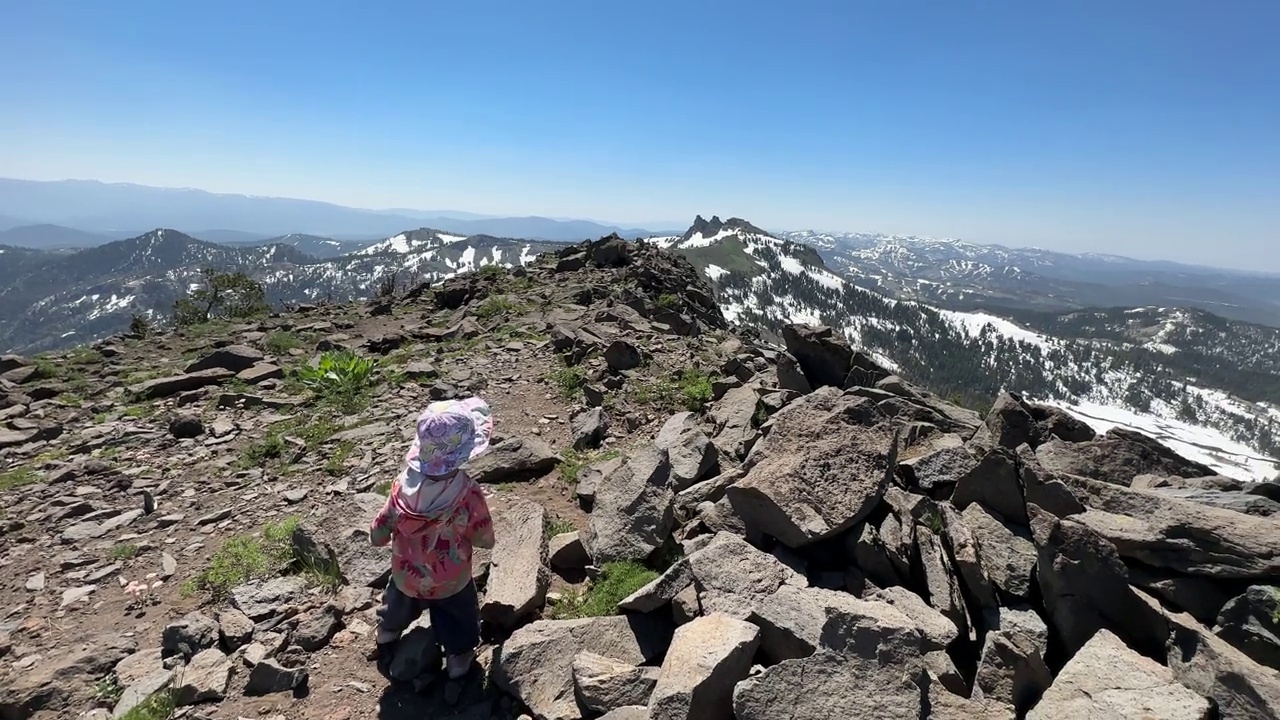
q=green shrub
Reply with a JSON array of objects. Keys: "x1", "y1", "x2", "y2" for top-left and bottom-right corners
[
  {"x1": 93, "y1": 675, "x2": 124, "y2": 704},
  {"x1": 676, "y1": 368, "x2": 714, "y2": 410},
  {"x1": 118, "y1": 689, "x2": 175, "y2": 720},
  {"x1": 110, "y1": 544, "x2": 139, "y2": 561},
  {"x1": 128, "y1": 313, "x2": 155, "y2": 339},
  {"x1": 173, "y1": 268, "x2": 270, "y2": 327},
  {"x1": 324, "y1": 441, "x2": 355, "y2": 476},
  {"x1": 238, "y1": 433, "x2": 287, "y2": 469},
  {"x1": 183, "y1": 516, "x2": 338, "y2": 599},
  {"x1": 656, "y1": 293, "x2": 681, "y2": 311},
  {"x1": 548, "y1": 365, "x2": 588, "y2": 399},
  {"x1": 548, "y1": 561, "x2": 658, "y2": 619},
  {"x1": 478, "y1": 263, "x2": 506, "y2": 279},
  {"x1": 474, "y1": 295, "x2": 524, "y2": 320}
]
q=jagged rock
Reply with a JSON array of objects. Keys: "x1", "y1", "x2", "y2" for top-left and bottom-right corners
[
  {"x1": 218, "y1": 608, "x2": 255, "y2": 651},
  {"x1": 1214, "y1": 585, "x2": 1280, "y2": 670},
  {"x1": 649, "y1": 614, "x2": 760, "y2": 720},
  {"x1": 604, "y1": 340, "x2": 643, "y2": 371},
  {"x1": 655, "y1": 412, "x2": 718, "y2": 491},
  {"x1": 917, "y1": 525, "x2": 971, "y2": 638},
  {"x1": 597, "y1": 708, "x2": 649, "y2": 720},
  {"x1": 774, "y1": 352, "x2": 811, "y2": 393},
  {"x1": 1028, "y1": 403, "x2": 1096, "y2": 443},
  {"x1": 482, "y1": 499, "x2": 550, "y2": 629},
  {"x1": 174, "y1": 648, "x2": 233, "y2": 705},
  {"x1": 1016, "y1": 446, "x2": 1086, "y2": 518},
  {"x1": 1029, "y1": 506, "x2": 1167, "y2": 658},
  {"x1": 493, "y1": 616, "x2": 670, "y2": 720},
  {"x1": 1132, "y1": 473, "x2": 1248, "y2": 491},
  {"x1": 953, "y1": 448, "x2": 1029, "y2": 526},
  {"x1": 112, "y1": 649, "x2": 174, "y2": 718},
  {"x1": 781, "y1": 324, "x2": 890, "y2": 390},
  {"x1": 1059, "y1": 474, "x2": 1280, "y2": 579},
  {"x1": 726, "y1": 388, "x2": 897, "y2": 548},
  {"x1": 574, "y1": 454, "x2": 624, "y2": 510},
  {"x1": 962, "y1": 503, "x2": 1037, "y2": 600},
  {"x1": 620, "y1": 556, "x2": 694, "y2": 614},
  {"x1": 1126, "y1": 565, "x2": 1234, "y2": 625},
  {"x1": 1026, "y1": 629, "x2": 1211, "y2": 720},
  {"x1": 1036, "y1": 428, "x2": 1214, "y2": 486},
  {"x1": 984, "y1": 605, "x2": 1050, "y2": 658},
  {"x1": 244, "y1": 658, "x2": 309, "y2": 696},
  {"x1": 875, "y1": 376, "x2": 983, "y2": 434},
  {"x1": 708, "y1": 384, "x2": 760, "y2": 460},
  {"x1": 1136, "y1": 589, "x2": 1280, "y2": 719},
  {"x1": 938, "y1": 504, "x2": 998, "y2": 612},
  {"x1": 973, "y1": 631, "x2": 1052, "y2": 714},
  {"x1": 749, "y1": 584, "x2": 921, "y2": 663},
  {"x1": 237, "y1": 362, "x2": 285, "y2": 384},
  {"x1": 389, "y1": 618, "x2": 440, "y2": 683},
  {"x1": 162, "y1": 611, "x2": 219, "y2": 660},
  {"x1": 548, "y1": 531, "x2": 590, "y2": 571},
  {"x1": 572, "y1": 652, "x2": 660, "y2": 715},
  {"x1": 923, "y1": 650, "x2": 968, "y2": 697},
  {"x1": 185, "y1": 344, "x2": 264, "y2": 373},
  {"x1": 466, "y1": 435, "x2": 559, "y2": 484},
  {"x1": 129, "y1": 368, "x2": 236, "y2": 400},
  {"x1": 168, "y1": 413, "x2": 204, "y2": 439},
  {"x1": 1151, "y1": 486, "x2": 1280, "y2": 516},
  {"x1": 582, "y1": 444, "x2": 674, "y2": 564},
  {"x1": 732, "y1": 650, "x2": 926, "y2": 720},
  {"x1": 868, "y1": 586, "x2": 959, "y2": 651},
  {"x1": 685, "y1": 533, "x2": 805, "y2": 619},
  {"x1": 899, "y1": 437, "x2": 976, "y2": 492},
  {"x1": 571, "y1": 407, "x2": 608, "y2": 450},
  {"x1": 0, "y1": 634, "x2": 135, "y2": 719},
  {"x1": 231, "y1": 576, "x2": 309, "y2": 621},
  {"x1": 983, "y1": 392, "x2": 1040, "y2": 450},
  {"x1": 293, "y1": 603, "x2": 343, "y2": 651}
]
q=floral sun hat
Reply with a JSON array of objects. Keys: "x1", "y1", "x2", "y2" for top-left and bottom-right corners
[{"x1": 403, "y1": 397, "x2": 494, "y2": 479}]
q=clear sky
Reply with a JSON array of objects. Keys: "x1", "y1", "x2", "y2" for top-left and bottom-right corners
[{"x1": 1, "y1": 1, "x2": 1277, "y2": 266}]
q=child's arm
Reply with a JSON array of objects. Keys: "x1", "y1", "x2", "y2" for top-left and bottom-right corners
[
  {"x1": 466, "y1": 488, "x2": 496, "y2": 550},
  {"x1": 370, "y1": 494, "x2": 396, "y2": 547}
]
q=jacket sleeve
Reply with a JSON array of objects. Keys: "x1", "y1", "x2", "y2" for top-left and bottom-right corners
[
  {"x1": 467, "y1": 488, "x2": 496, "y2": 550},
  {"x1": 370, "y1": 494, "x2": 396, "y2": 547}
]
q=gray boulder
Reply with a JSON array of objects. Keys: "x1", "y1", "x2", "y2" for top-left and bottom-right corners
[
  {"x1": 938, "y1": 504, "x2": 998, "y2": 612},
  {"x1": 466, "y1": 435, "x2": 559, "y2": 484},
  {"x1": 162, "y1": 611, "x2": 219, "y2": 661},
  {"x1": 1059, "y1": 475, "x2": 1280, "y2": 579},
  {"x1": 129, "y1": 368, "x2": 235, "y2": 400},
  {"x1": 1151, "y1": 487, "x2": 1280, "y2": 516},
  {"x1": 781, "y1": 324, "x2": 891, "y2": 390},
  {"x1": 983, "y1": 393, "x2": 1040, "y2": 450},
  {"x1": 750, "y1": 584, "x2": 922, "y2": 663},
  {"x1": 1214, "y1": 585, "x2": 1280, "y2": 671},
  {"x1": 571, "y1": 408, "x2": 609, "y2": 451},
  {"x1": 868, "y1": 586, "x2": 959, "y2": 651},
  {"x1": 1036, "y1": 428, "x2": 1214, "y2": 486},
  {"x1": 572, "y1": 652, "x2": 659, "y2": 715},
  {"x1": 1027, "y1": 629, "x2": 1211, "y2": 720},
  {"x1": 493, "y1": 616, "x2": 670, "y2": 720},
  {"x1": 962, "y1": 503, "x2": 1037, "y2": 600},
  {"x1": 685, "y1": 532, "x2": 805, "y2": 620},
  {"x1": 619, "y1": 557, "x2": 694, "y2": 614},
  {"x1": 918, "y1": 525, "x2": 972, "y2": 638},
  {"x1": 726, "y1": 388, "x2": 897, "y2": 548},
  {"x1": 173, "y1": 648, "x2": 233, "y2": 705},
  {"x1": 708, "y1": 384, "x2": 760, "y2": 460},
  {"x1": 732, "y1": 650, "x2": 926, "y2": 720},
  {"x1": 655, "y1": 412, "x2": 718, "y2": 491},
  {"x1": 244, "y1": 658, "x2": 309, "y2": 696},
  {"x1": 481, "y1": 499, "x2": 550, "y2": 629},
  {"x1": 973, "y1": 631, "x2": 1051, "y2": 714},
  {"x1": 582, "y1": 445, "x2": 675, "y2": 564},
  {"x1": 649, "y1": 614, "x2": 761, "y2": 720},
  {"x1": 900, "y1": 436, "x2": 976, "y2": 492},
  {"x1": 953, "y1": 448, "x2": 1029, "y2": 526},
  {"x1": 185, "y1": 344, "x2": 264, "y2": 373},
  {"x1": 231, "y1": 576, "x2": 309, "y2": 621}
]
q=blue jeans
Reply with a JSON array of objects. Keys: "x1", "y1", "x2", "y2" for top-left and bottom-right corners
[{"x1": 375, "y1": 580, "x2": 481, "y2": 656}]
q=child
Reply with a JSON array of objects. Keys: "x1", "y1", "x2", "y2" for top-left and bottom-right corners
[{"x1": 370, "y1": 397, "x2": 496, "y2": 681}]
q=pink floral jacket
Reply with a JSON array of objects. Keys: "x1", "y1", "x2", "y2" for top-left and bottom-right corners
[{"x1": 369, "y1": 476, "x2": 495, "y2": 600}]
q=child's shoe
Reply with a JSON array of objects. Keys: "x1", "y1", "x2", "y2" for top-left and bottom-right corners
[
  {"x1": 372, "y1": 641, "x2": 397, "y2": 679},
  {"x1": 446, "y1": 651, "x2": 474, "y2": 680}
]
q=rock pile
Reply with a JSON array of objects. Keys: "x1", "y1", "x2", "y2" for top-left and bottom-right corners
[{"x1": 1, "y1": 236, "x2": 1278, "y2": 720}]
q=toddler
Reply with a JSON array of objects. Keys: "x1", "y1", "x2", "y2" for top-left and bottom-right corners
[{"x1": 370, "y1": 397, "x2": 495, "y2": 680}]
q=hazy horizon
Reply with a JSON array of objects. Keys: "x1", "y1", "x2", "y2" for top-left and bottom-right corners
[{"x1": 2, "y1": 2, "x2": 1277, "y2": 268}]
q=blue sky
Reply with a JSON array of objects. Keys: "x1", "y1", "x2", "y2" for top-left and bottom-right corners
[{"x1": 1, "y1": 1, "x2": 1277, "y2": 266}]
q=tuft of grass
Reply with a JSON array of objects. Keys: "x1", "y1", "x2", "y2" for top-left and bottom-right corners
[
  {"x1": 182, "y1": 516, "x2": 339, "y2": 599},
  {"x1": 324, "y1": 440, "x2": 356, "y2": 476},
  {"x1": 67, "y1": 347, "x2": 103, "y2": 366},
  {"x1": 263, "y1": 331, "x2": 302, "y2": 355},
  {"x1": 474, "y1": 295, "x2": 525, "y2": 320},
  {"x1": 118, "y1": 689, "x2": 175, "y2": 720},
  {"x1": 110, "y1": 543, "x2": 140, "y2": 561},
  {"x1": 237, "y1": 433, "x2": 288, "y2": 469},
  {"x1": 93, "y1": 412, "x2": 109, "y2": 424},
  {"x1": 548, "y1": 561, "x2": 658, "y2": 619},
  {"x1": 124, "y1": 404, "x2": 155, "y2": 419},
  {"x1": 656, "y1": 293, "x2": 681, "y2": 311},
  {"x1": 0, "y1": 467, "x2": 39, "y2": 491},
  {"x1": 558, "y1": 448, "x2": 621, "y2": 486},
  {"x1": 93, "y1": 674, "x2": 124, "y2": 705},
  {"x1": 548, "y1": 365, "x2": 588, "y2": 399},
  {"x1": 546, "y1": 517, "x2": 575, "y2": 538},
  {"x1": 478, "y1": 263, "x2": 506, "y2": 280},
  {"x1": 629, "y1": 368, "x2": 714, "y2": 412}
]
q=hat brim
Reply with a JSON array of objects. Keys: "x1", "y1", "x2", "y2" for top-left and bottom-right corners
[{"x1": 404, "y1": 397, "x2": 493, "y2": 476}]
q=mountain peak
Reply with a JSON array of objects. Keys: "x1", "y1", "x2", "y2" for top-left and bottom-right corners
[{"x1": 679, "y1": 215, "x2": 772, "y2": 245}]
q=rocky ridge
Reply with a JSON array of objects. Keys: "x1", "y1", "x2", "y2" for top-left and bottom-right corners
[{"x1": 1, "y1": 236, "x2": 1278, "y2": 720}]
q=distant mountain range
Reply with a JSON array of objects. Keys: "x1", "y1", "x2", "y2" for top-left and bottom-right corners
[{"x1": 0, "y1": 178, "x2": 674, "y2": 243}]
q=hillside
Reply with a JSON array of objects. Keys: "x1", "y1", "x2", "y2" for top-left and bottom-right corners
[
  {"x1": 783, "y1": 229, "x2": 1280, "y2": 327},
  {"x1": 1, "y1": 237, "x2": 1278, "y2": 720}
]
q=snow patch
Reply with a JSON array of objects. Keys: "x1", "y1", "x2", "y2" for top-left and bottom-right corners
[
  {"x1": 942, "y1": 310, "x2": 1053, "y2": 350},
  {"x1": 679, "y1": 228, "x2": 737, "y2": 249},
  {"x1": 705, "y1": 264, "x2": 728, "y2": 281}
]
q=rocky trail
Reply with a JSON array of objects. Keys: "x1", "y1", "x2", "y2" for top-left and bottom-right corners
[{"x1": 1, "y1": 236, "x2": 1278, "y2": 720}]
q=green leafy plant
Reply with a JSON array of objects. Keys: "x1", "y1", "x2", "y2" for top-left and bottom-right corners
[
  {"x1": 548, "y1": 561, "x2": 658, "y2": 619},
  {"x1": 478, "y1": 263, "x2": 506, "y2": 280},
  {"x1": 324, "y1": 440, "x2": 355, "y2": 476},
  {"x1": 546, "y1": 517, "x2": 575, "y2": 537},
  {"x1": 656, "y1": 293, "x2": 681, "y2": 311},
  {"x1": 118, "y1": 689, "x2": 175, "y2": 720},
  {"x1": 474, "y1": 295, "x2": 525, "y2": 320},
  {"x1": 238, "y1": 433, "x2": 288, "y2": 469},
  {"x1": 0, "y1": 467, "x2": 38, "y2": 491},
  {"x1": 296, "y1": 350, "x2": 377, "y2": 405},
  {"x1": 93, "y1": 674, "x2": 124, "y2": 704},
  {"x1": 183, "y1": 516, "x2": 338, "y2": 599}
]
